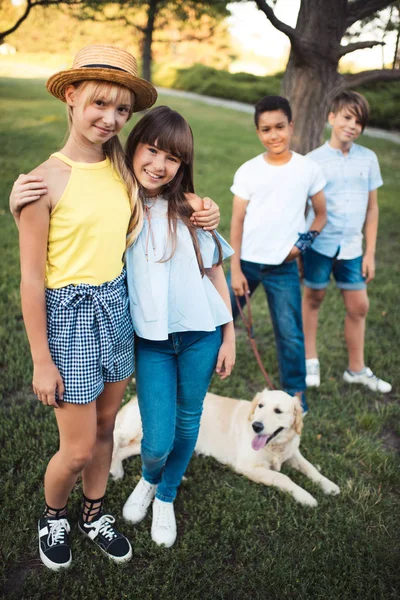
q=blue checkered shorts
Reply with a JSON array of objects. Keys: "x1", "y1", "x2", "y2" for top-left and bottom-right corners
[{"x1": 45, "y1": 269, "x2": 134, "y2": 404}]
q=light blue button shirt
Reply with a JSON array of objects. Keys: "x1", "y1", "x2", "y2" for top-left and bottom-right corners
[
  {"x1": 306, "y1": 142, "x2": 383, "y2": 259},
  {"x1": 125, "y1": 198, "x2": 234, "y2": 341}
]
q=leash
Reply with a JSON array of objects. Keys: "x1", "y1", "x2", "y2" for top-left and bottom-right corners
[{"x1": 235, "y1": 294, "x2": 276, "y2": 390}]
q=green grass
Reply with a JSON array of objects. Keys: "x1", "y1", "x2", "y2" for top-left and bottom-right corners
[{"x1": 0, "y1": 77, "x2": 399, "y2": 600}]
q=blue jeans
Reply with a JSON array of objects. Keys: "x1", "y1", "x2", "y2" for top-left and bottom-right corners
[
  {"x1": 227, "y1": 259, "x2": 306, "y2": 396},
  {"x1": 135, "y1": 328, "x2": 222, "y2": 502}
]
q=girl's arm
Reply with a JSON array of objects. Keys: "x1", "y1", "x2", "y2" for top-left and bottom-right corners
[
  {"x1": 205, "y1": 265, "x2": 236, "y2": 380},
  {"x1": 19, "y1": 195, "x2": 64, "y2": 408},
  {"x1": 362, "y1": 189, "x2": 379, "y2": 283},
  {"x1": 10, "y1": 174, "x2": 48, "y2": 227}
]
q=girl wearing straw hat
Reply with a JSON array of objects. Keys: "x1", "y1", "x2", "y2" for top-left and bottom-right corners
[
  {"x1": 14, "y1": 44, "x2": 158, "y2": 571},
  {"x1": 10, "y1": 47, "x2": 220, "y2": 565}
]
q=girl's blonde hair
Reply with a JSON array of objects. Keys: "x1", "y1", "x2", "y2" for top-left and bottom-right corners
[{"x1": 66, "y1": 80, "x2": 143, "y2": 245}]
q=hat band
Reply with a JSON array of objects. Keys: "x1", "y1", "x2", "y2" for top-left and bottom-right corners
[{"x1": 81, "y1": 64, "x2": 129, "y2": 73}]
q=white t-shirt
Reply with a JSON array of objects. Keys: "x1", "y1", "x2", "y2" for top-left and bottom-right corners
[{"x1": 231, "y1": 152, "x2": 326, "y2": 265}]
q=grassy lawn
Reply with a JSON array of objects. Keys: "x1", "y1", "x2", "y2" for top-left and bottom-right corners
[{"x1": 0, "y1": 77, "x2": 399, "y2": 600}]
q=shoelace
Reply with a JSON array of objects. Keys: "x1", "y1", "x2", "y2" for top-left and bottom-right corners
[
  {"x1": 154, "y1": 503, "x2": 174, "y2": 529},
  {"x1": 87, "y1": 515, "x2": 118, "y2": 541},
  {"x1": 47, "y1": 518, "x2": 70, "y2": 547},
  {"x1": 132, "y1": 480, "x2": 155, "y2": 507}
]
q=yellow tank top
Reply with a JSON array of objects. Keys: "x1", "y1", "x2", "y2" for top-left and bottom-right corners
[{"x1": 46, "y1": 152, "x2": 132, "y2": 288}]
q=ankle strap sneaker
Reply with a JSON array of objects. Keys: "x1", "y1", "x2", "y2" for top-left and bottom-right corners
[
  {"x1": 343, "y1": 367, "x2": 392, "y2": 393},
  {"x1": 38, "y1": 516, "x2": 72, "y2": 571},
  {"x1": 151, "y1": 498, "x2": 177, "y2": 548},
  {"x1": 306, "y1": 358, "x2": 320, "y2": 388},
  {"x1": 123, "y1": 477, "x2": 157, "y2": 524},
  {"x1": 79, "y1": 514, "x2": 132, "y2": 563}
]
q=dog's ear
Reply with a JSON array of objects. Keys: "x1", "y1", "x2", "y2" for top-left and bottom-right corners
[
  {"x1": 248, "y1": 393, "x2": 261, "y2": 420},
  {"x1": 293, "y1": 397, "x2": 303, "y2": 435}
]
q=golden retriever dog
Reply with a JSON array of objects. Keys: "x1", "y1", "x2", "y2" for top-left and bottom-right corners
[{"x1": 110, "y1": 389, "x2": 340, "y2": 507}]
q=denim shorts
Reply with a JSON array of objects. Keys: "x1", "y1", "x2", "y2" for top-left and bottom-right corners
[
  {"x1": 303, "y1": 248, "x2": 366, "y2": 291},
  {"x1": 46, "y1": 269, "x2": 134, "y2": 404}
]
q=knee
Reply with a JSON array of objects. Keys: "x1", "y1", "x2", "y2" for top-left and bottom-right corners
[
  {"x1": 347, "y1": 298, "x2": 369, "y2": 319},
  {"x1": 141, "y1": 440, "x2": 172, "y2": 464},
  {"x1": 65, "y1": 447, "x2": 94, "y2": 473},
  {"x1": 304, "y1": 289, "x2": 325, "y2": 311}
]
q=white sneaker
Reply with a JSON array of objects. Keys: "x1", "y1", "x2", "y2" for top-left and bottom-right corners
[
  {"x1": 151, "y1": 498, "x2": 177, "y2": 548},
  {"x1": 343, "y1": 367, "x2": 392, "y2": 393},
  {"x1": 306, "y1": 358, "x2": 320, "y2": 388},
  {"x1": 122, "y1": 477, "x2": 157, "y2": 524}
]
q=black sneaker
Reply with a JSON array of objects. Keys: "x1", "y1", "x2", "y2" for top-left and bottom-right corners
[
  {"x1": 78, "y1": 514, "x2": 132, "y2": 563},
  {"x1": 38, "y1": 517, "x2": 72, "y2": 570}
]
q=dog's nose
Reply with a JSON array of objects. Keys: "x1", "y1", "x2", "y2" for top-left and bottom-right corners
[{"x1": 252, "y1": 421, "x2": 264, "y2": 433}]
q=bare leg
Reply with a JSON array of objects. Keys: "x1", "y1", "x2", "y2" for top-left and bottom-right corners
[
  {"x1": 302, "y1": 287, "x2": 326, "y2": 359},
  {"x1": 82, "y1": 377, "x2": 130, "y2": 501},
  {"x1": 287, "y1": 450, "x2": 340, "y2": 495},
  {"x1": 342, "y1": 289, "x2": 369, "y2": 372},
  {"x1": 240, "y1": 465, "x2": 318, "y2": 506},
  {"x1": 44, "y1": 401, "x2": 97, "y2": 509}
]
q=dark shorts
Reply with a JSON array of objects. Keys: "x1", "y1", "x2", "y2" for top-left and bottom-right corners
[
  {"x1": 303, "y1": 248, "x2": 366, "y2": 291},
  {"x1": 46, "y1": 270, "x2": 134, "y2": 404}
]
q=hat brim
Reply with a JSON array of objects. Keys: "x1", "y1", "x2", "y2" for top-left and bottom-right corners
[{"x1": 46, "y1": 68, "x2": 157, "y2": 112}]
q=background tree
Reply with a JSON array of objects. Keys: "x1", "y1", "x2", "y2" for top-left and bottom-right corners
[
  {"x1": 253, "y1": 0, "x2": 400, "y2": 153},
  {"x1": 0, "y1": 0, "x2": 80, "y2": 43},
  {"x1": 78, "y1": 0, "x2": 230, "y2": 81}
]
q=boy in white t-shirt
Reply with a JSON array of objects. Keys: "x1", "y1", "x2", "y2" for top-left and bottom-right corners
[{"x1": 228, "y1": 96, "x2": 327, "y2": 413}]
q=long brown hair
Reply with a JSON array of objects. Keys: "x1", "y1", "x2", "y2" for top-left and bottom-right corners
[
  {"x1": 125, "y1": 105, "x2": 222, "y2": 274},
  {"x1": 67, "y1": 80, "x2": 143, "y2": 243}
]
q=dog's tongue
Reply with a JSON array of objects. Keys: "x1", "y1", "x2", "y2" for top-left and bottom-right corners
[{"x1": 252, "y1": 434, "x2": 270, "y2": 451}]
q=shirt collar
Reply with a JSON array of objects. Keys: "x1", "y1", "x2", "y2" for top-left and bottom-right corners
[{"x1": 325, "y1": 140, "x2": 356, "y2": 157}]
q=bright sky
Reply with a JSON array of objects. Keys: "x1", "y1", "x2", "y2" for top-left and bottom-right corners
[{"x1": 227, "y1": 0, "x2": 397, "y2": 70}]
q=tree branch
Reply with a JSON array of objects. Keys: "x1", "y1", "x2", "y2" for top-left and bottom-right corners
[
  {"x1": 343, "y1": 67, "x2": 400, "y2": 87},
  {"x1": 339, "y1": 39, "x2": 385, "y2": 56},
  {"x1": 1, "y1": 0, "x2": 83, "y2": 42},
  {"x1": 346, "y1": 0, "x2": 396, "y2": 29},
  {"x1": 253, "y1": 0, "x2": 298, "y2": 42}
]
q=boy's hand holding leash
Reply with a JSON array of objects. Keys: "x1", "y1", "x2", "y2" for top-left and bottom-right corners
[
  {"x1": 33, "y1": 360, "x2": 64, "y2": 409},
  {"x1": 231, "y1": 267, "x2": 250, "y2": 296}
]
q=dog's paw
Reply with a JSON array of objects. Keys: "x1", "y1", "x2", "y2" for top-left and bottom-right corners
[
  {"x1": 294, "y1": 489, "x2": 318, "y2": 507},
  {"x1": 110, "y1": 464, "x2": 124, "y2": 481},
  {"x1": 321, "y1": 479, "x2": 340, "y2": 495}
]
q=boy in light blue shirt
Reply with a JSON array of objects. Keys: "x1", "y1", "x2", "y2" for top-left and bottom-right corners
[{"x1": 302, "y1": 91, "x2": 391, "y2": 393}]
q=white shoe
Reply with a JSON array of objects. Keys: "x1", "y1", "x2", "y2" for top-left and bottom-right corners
[
  {"x1": 306, "y1": 358, "x2": 320, "y2": 388},
  {"x1": 151, "y1": 498, "x2": 177, "y2": 548},
  {"x1": 122, "y1": 477, "x2": 157, "y2": 524},
  {"x1": 343, "y1": 367, "x2": 392, "y2": 393}
]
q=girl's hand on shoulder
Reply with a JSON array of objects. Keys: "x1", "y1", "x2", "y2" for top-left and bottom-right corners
[
  {"x1": 33, "y1": 361, "x2": 64, "y2": 409},
  {"x1": 215, "y1": 337, "x2": 236, "y2": 380},
  {"x1": 10, "y1": 174, "x2": 47, "y2": 218},
  {"x1": 190, "y1": 197, "x2": 220, "y2": 230}
]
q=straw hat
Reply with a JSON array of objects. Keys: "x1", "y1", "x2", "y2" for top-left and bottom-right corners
[{"x1": 46, "y1": 44, "x2": 157, "y2": 112}]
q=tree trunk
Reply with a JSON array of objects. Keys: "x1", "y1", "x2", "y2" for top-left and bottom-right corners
[
  {"x1": 281, "y1": 0, "x2": 347, "y2": 154},
  {"x1": 283, "y1": 57, "x2": 342, "y2": 154},
  {"x1": 142, "y1": 0, "x2": 158, "y2": 82}
]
